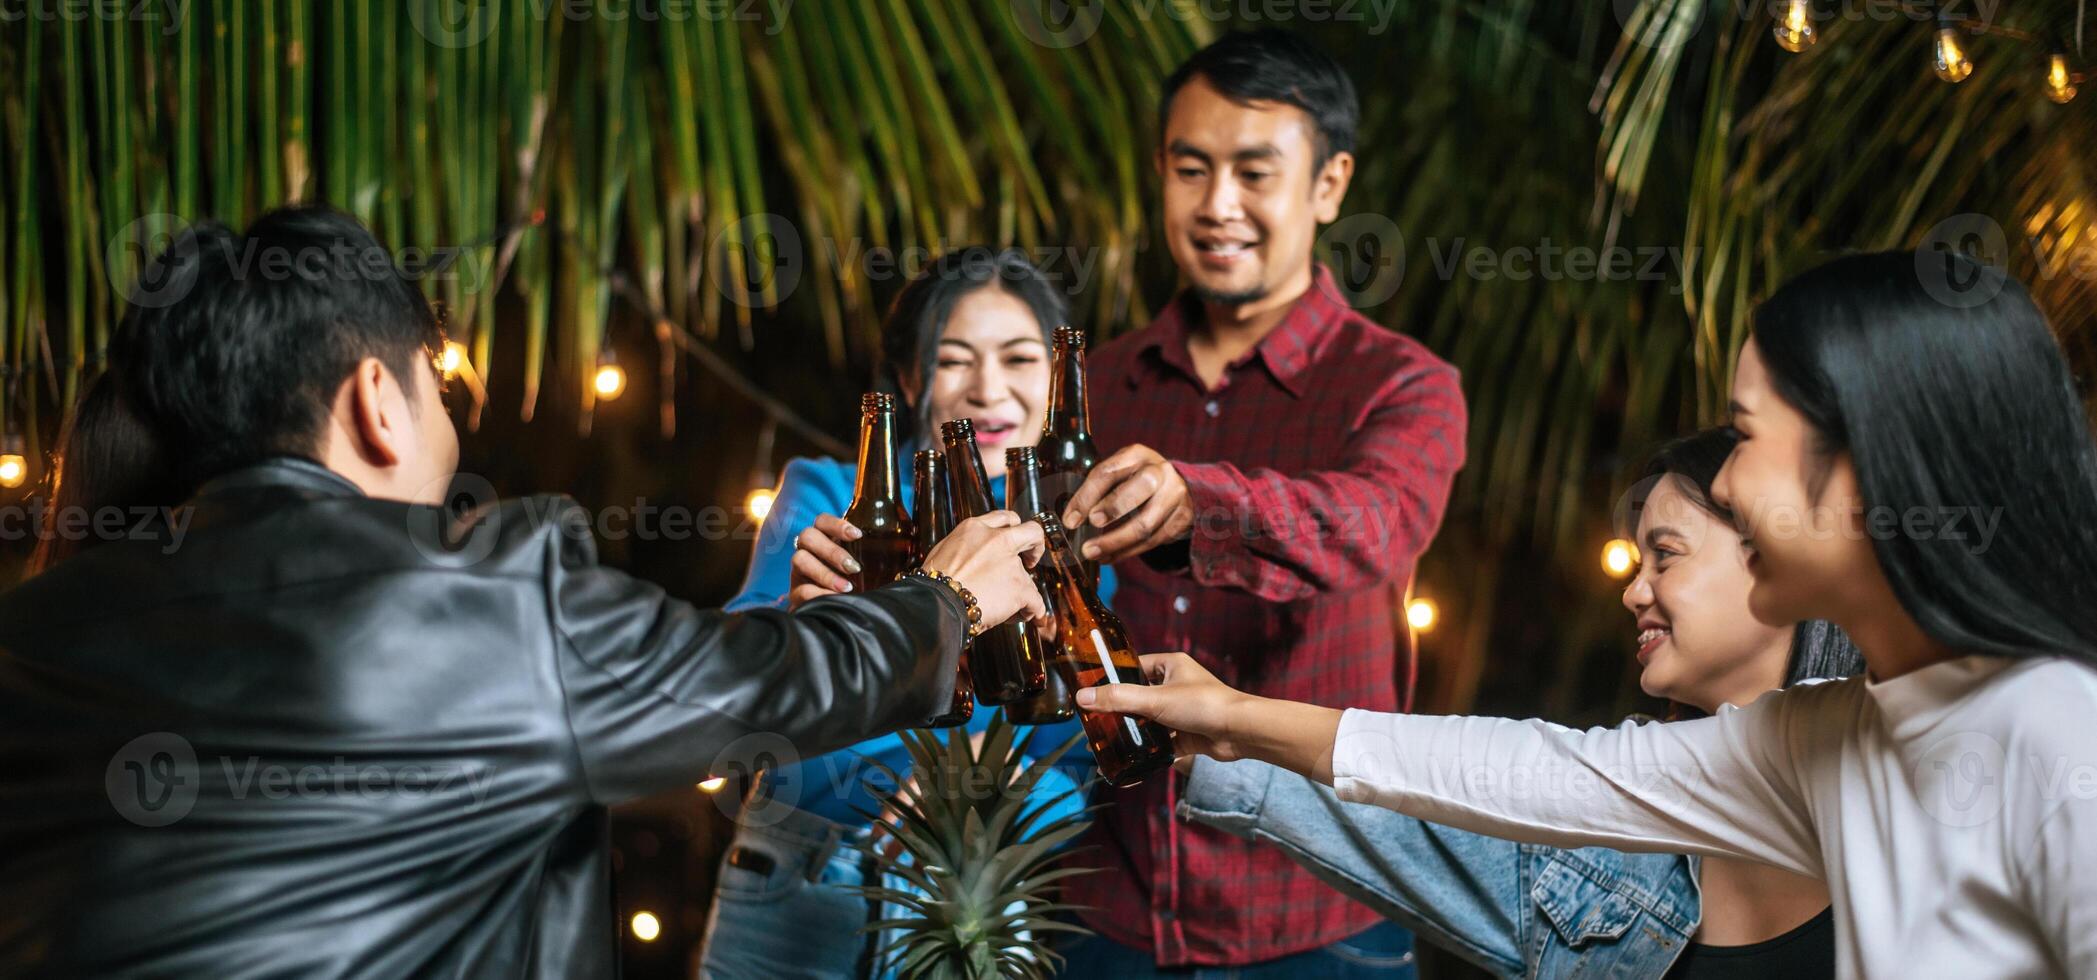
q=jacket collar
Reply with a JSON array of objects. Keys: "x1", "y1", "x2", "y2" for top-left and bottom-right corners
[
  {"x1": 192, "y1": 456, "x2": 366, "y2": 503},
  {"x1": 1125, "y1": 264, "x2": 1349, "y2": 398}
]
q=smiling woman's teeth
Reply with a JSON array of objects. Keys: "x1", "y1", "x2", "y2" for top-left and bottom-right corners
[{"x1": 1638, "y1": 627, "x2": 1670, "y2": 646}]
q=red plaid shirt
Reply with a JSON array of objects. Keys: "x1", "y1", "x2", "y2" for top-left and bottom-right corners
[{"x1": 1068, "y1": 265, "x2": 1467, "y2": 965}]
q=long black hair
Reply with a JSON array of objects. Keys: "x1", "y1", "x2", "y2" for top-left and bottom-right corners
[
  {"x1": 1751, "y1": 251, "x2": 2097, "y2": 668},
  {"x1": 25, "y1": 371, "x2": 180, "y2": 575},
  {"x1": 1620, "y1": 427, "x2": 1866, "y2": 687},
  {"x1": 877, "y1": 246, "x2": 1069, "y2": 445}
]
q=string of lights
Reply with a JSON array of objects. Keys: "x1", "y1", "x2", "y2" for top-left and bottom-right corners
[{"x1": 1772, "y1": 0, "x2": 2087, "y2": 102}]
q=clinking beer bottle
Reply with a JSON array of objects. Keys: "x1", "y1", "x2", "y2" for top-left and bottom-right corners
[
  {"x1": 1000, "y1": 447, "x2": 1074, "y2": 725},
  {"x1": 1032, "y1": 514, "x2": 1176, "y2": 788},
  {"x1": 911, "y1": 449, "x2": 973, "y2": 728},
  {"x1": 842, "y1": 394, "x2": 917, "y2": 594},
  {"x1": 939, "y1": 419, "x2": 1048, "y2": 704},
  {"x1": 1037, "y1": 326, "x2": 1101, "y2": 579}
]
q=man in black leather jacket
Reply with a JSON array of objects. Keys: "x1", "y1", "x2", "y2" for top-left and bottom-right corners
[{"x1": 0, "y1": 207, "x2": 1046, "y2": 977}]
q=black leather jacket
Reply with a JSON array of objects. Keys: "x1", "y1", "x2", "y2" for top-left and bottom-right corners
[{"x1": 0, "y1": 458, "x2": 966, "y2": 977}]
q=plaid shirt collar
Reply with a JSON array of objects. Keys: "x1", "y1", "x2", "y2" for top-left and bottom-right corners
[{"x1": 1127, "y1": 263, "x2": 1351, "y2": 399}]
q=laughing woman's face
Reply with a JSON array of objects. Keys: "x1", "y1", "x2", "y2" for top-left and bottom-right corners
[{"x1": 1711, "y1": 339, "x2": 1881, "y2": 629}]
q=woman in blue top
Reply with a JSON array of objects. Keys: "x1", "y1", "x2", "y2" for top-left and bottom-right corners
[
  {"x1": 1173, "y1": 428, "x2": 1861, "y2": 978},
  {"x1": 700, "y1": 247, "x2": 1114, "y2": 979}
]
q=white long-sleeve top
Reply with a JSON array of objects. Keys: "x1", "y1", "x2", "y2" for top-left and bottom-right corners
[{"x1": 1331, "y1": 655, "x2": 2097, "y2": 978}]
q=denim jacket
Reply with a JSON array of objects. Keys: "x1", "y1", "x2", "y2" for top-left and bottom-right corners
[{"x1": 1179, "y1": 756, "x2": 1700, "y2": 978}]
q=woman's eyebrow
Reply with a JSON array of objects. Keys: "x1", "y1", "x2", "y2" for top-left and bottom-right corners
[
  {"x1": 1643, "y1": 525, "x2": 1685, "y2": 548},
  {"x1": 1002, "y1": 337, "x2": 1048, "y2": 349}
]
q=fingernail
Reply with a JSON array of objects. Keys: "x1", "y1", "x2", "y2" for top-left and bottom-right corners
[
  {"x1": 1081, "y1": 543, "x2": 1099, "y2": 560},
  {"x1": 844, "y1": 557, "x2": 863, "y2": 574},
  {"x1": 1074, "y1": 688, "x2": 1096, "y2": 707},
  {"x1": 840, "y1": 580, "x2": 854, "y2": 592},
  {"x1": 844, "y1": 524, "x2": 863, "y2": 539}
]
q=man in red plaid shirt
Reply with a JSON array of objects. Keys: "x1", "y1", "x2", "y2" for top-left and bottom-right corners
[{"x1": 1055, "y1": 31, "x2": 1467, "y2": 974}]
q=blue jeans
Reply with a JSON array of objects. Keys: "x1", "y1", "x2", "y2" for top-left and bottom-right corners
[
  {"x1": 698, "y1": 804, "x2": 891, "y2": 980},
  {"x1": 1052, "y1": 921, "x2": 1417, "y2": 979}
]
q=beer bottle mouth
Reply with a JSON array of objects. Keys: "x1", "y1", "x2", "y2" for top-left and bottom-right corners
[
  {"x1": 940, "y1": 418, "x2": 975, "y2": 440},
  {"x1": 1033, "y1": 513, "x2": 1066, "y2": 535},
  {"x1": 1053, "y1": 325, "x2": 1086, "y2": 350},
  {"x1": 861, "y1": 392, "x2": 896, "y2": 413}
]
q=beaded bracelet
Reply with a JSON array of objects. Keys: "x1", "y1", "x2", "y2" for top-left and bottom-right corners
[{"x1": 905, "y1": 566, "x2": 985, "y2": 638}]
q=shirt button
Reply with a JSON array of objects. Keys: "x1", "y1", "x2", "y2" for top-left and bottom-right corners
[
  {"x1": 1172, "y1": 595, "x2": 1190, "y2": 614},
  {"x1": 1204, "y1": 399, "x2": 1221, "y2": 417}
]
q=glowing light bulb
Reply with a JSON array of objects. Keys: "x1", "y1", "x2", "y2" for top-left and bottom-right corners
[
  {"x1": 746, "y1": 487, "x2": 776, "y2": 523},
  {"x1": 593, "y1": 362, "x2": 626, "y2": 400},
  {"x1": 697, "y1": 776, "x2": 727, "y2": 793},
  {"x1": 1405, "y1": 597, "x2": 1438, "y2": 633},
  {"x1": 2046, "y1": 53, "x2": 2078, "y2": 104},
  {"x1": 1602, "y1": 538, "x2": 1639, "y2": 579},
  {"x1": 1772, "y1": 0, "x2": 1815, "y2": 52},
  {"x1": 438, "y1": 341, "x2": 467, "y2": 379},
  {"x1": 0, "y1": 453, "x2": 23, "y2": 489},
  {"x1": 629, "y1": 911, "x2": 661, "y2": 942},
  {"x1": 1934, "y1": 24, "x2": 1973, "y2": 83}
]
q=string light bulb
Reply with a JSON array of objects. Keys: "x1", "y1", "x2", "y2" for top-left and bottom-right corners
[
  {"x1": 438, "y1": 340, "x2": 467, "y2": 379},
  {"x1": 629, "y1": 911, "x2": 661, "y2": 942},
  {"x1": 0, "y1": 434, "x2": 25, "y2": 490},
  {"x1": 2045, "y1": 51, "x2": 2078, "y2": 103},
  {"x1": 1934, "y1": 16, "x2": 1974, "y2": 83},
  {"x1": 696, "y1": 776, "x2": 727, "y2": 793},
  {"x1": 593, "y1": 353, "x2": 627, "y2": 401},
  {"x1": 1602, "y1": 538, "x2": 1640, "y2": 579},
  {"x1": 746, "y1": 487, "x2": 776, "y2": 523},
  {"x1": 1772, "y1": 0, "x2": 1815, "y2": 52},
  {"x1": 1406, "y1": 597, "x2": 1439, "y2": 634}
]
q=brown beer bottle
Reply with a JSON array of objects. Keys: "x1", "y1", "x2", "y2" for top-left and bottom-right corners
[
  {"x1": 911, "y1": 449, "x2": 973, "y2": 728},
  {"x1": 939, "y1": 419, "x2": 1047, "y2": 704},
  {"x1": 1037, "y1": 326, "x2": 1101, "y2": 578},
  {"x1": 999, "y1": 447, "x2": 1074, "y2": 725},
  {"x1": 842, "y1": 394, "x2": 917, "y2": 593},
  {"x1": 1032, "y1": 514, "x2": 1176, "y2": 788}
]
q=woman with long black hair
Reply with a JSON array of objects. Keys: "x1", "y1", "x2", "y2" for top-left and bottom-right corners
[{"x1": 1086, "y1": 251, "x2": 2097, "y2": 976}]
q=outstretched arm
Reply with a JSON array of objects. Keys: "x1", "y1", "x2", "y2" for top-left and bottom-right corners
[{"x1": 1081, "y1": 652, "x2": 1825, "y2": 875}]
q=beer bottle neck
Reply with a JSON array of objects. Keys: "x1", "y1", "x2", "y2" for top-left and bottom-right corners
[
  {"x1": 942, "y1": 436, "x2": 995, "y2": 516},
  {"x1": 1045, "y1": 346, "x2": 1090, "y2": 436},
  {"x1": 852, "y1": 410, "x2": 901, "y2": 504},
  {"x1": 1006, "y1": 460, "x2": 1045, "y2": 518}
]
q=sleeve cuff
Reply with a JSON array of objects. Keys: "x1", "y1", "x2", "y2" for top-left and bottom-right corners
[
  {"x1": 1175, "y1": 756, "x2": 1275, "y2": 836},
  {"x1": 1173, "y1": 461, "x2": 1260, "y2": 591}
]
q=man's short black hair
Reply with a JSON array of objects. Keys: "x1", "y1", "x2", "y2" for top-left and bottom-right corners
[
  {"x1": 1157, "y1": 29, "x2": 1360, "y2": 170},
  {"x1": 111, "y1": 206, "x2": 444, "y2": 491}
]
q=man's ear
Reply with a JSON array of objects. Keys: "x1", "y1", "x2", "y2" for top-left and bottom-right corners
[
  {"x1": 342, "y1": 356, "x2": 404, "y2": 468},
  {"x1": 1311, "y1": 150, "x2": 1355, "y2": 224}
]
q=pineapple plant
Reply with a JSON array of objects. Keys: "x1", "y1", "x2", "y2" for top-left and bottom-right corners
[{"x1": 851, "y1": 712, "x2": 1100, "y2": 979}]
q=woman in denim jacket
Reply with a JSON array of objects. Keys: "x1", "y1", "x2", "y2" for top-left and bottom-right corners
[
  {"x1": 699, "y1": 248, "x2": 1112, "y2": 979},
  {"x1": 1179, "y1": 428, "x2": 1861, "y2": 978}
]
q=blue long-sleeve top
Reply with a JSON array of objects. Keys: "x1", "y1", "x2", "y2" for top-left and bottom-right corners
[{"x1": 729, "y1": 454, "x2": 1116, "y2": 825}]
